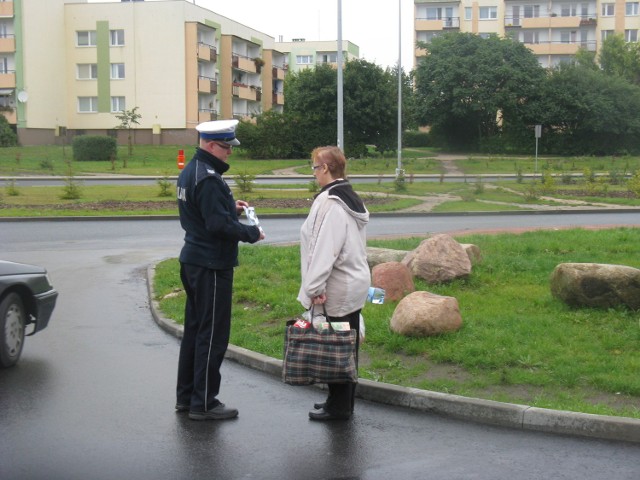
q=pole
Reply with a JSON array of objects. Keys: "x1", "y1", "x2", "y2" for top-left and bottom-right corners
[
  {"x1": 337, "y1": 0, "x2": 344, "y2": 151},
  {"x1": 396, "y1": 0, "x2": 403, "y2": 178}
]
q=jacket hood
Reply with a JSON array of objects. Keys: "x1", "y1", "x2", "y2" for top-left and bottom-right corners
[{"x1": 323, "y1": 180, "x2": 369, "y2": 228}]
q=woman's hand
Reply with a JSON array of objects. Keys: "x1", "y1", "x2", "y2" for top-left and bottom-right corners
[{"x1": 311, "y1": 293, "x2": 327, "y2": 305}]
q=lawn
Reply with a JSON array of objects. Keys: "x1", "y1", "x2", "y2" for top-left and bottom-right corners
[{"x1": 153, "y1": 227, "x2": 640, "y2": 419}]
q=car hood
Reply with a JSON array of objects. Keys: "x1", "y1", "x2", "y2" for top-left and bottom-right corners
[{"x1": 0, "y1": 260, "x2": 47, "y2": 276}]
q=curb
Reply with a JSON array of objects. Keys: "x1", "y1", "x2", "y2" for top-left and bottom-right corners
[{"x1": 146, "y1": 265, "x2": 640, "y2": 444}]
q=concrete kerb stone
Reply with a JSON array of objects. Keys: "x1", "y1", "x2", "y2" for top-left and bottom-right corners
[{"x1": 146, "y1": 266, "x2": 640, "y2": 444}]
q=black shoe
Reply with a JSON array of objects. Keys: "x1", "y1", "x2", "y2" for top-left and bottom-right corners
[
  {"x1": 308, "y1": 409, "x2": 350, "y2": 421},
  {"x1": 313, "y1": 402, "x2": 326, "y2": 410},
  {"x1": 175, "y1": 403, "x2": 190, "y2": 413},
  {"x1": 189, "y1": 403, "x2": 239, "y2": 421}
]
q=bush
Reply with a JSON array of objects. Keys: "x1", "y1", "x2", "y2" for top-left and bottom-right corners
[
  {"x1": 72, "y1": 135, "x2": 117, "y2": 161},
  {"x1": 0, "y1": 114, "x2": 17, "y2": 147},
  {"x1": 402, "y1": 130, "x2": 430, "y2": 147}
]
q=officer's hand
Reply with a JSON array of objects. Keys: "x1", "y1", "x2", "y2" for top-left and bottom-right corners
[{"x1": 236, "y1": 200, "x2": 249, "y2": 214}]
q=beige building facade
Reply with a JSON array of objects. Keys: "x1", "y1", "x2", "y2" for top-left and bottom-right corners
[
  {"x1": 414, "y1": 0, "x2": 640, "y2": 68},
  {"x1": 1, "y1": 0, "x2": 291, "y2": 145}
]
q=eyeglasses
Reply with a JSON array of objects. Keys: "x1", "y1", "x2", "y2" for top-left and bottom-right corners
[
  {"x1": 311, "y1": 164, "x2": 323, "y2": 171},
  {"x1": 213, "y1": 142, "x2": 232, "y2": 151}
]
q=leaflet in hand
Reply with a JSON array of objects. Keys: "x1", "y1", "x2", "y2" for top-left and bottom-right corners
[{"x1": 243, "y1": 206, "x2": 260, "y2": 226}]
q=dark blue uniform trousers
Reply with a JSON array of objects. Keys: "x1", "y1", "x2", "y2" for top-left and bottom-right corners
[{"x1": 177, "y1": 264, "x2": 233, "y2": 413}]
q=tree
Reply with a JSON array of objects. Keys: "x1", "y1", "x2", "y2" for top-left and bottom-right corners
[
  {"x1": 282, "y1": 60, "x2": 412, "y2": 158},
  {"x1": 537, "y1": 63, "x2": 640, "y2": 155},
  {"x1": 598, "y1": 34, "x2": 640, "y2": 85},
  {"x1": 284, "y1": 64, "x2": 337, "y2": 154},
  {"x1": 413, "y1": 32, "x2": 545, "y2": 150},
  {"x1": 114, "y1": 107, "x2": 142, "y2": 165},
  {"x1": 0, "y1": 114, "x2": 17, "y2": 147}
]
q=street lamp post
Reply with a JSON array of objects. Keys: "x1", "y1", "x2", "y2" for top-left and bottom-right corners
[
  {"x1": 337, "y1": 0, "x2": 344, "y2": 151},
  {"x1": 396, "y1": 0, "x2": 404, "y2": 179}
]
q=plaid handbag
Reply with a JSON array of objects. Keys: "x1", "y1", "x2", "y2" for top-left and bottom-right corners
[{"x1": 282, "y1": 308, "x2": 358, "y2": 386}]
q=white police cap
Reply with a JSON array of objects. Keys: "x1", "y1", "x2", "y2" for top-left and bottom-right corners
[{"x1": 196, "y1": 119, "x2": 240, "y2": 146}]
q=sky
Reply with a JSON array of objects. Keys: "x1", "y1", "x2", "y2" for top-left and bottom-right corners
[{"x1": 89, "y1": 0, "x2": 415, "y2": 70}]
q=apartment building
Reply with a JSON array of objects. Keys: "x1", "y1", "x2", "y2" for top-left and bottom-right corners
[
  {"x1": 277, "y1": 39, "x2": 360, "y2": 73},
  {"x1": 414, "y1": 0, "x2": 640, "y2": 68},
  {"x1": 0, "y1": 0, "x2": 291, "y2": 145}
]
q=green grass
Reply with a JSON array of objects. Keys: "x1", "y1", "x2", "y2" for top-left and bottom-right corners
[
  {"x1": 154, "y1": 227, "x2": 640, "y2": 419},
  {"x1": 3, "y1": 145, "x2": 640, "y2": 177}
]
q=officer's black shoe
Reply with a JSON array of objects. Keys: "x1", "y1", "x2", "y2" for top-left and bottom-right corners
[
  {"x1": 313, "y1": 402, "x2": 326, "y2": 410},
  {"x1": 189, "y1": 404, "x2": 239, "y2": 421}
]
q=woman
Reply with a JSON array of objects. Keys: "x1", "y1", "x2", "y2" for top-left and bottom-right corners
[{"x1": 297, "y1": 146, "x2": 370, "y2": 421}]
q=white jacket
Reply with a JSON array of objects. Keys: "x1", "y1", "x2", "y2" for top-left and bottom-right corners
[{"x1": 297, "y1": 180, "x2": 370, "y2": 317}]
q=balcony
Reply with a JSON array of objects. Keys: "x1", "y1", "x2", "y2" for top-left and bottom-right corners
[
  {"x1": 232, "y1": 55, "x2": 258, "y2": 74},
  {"x1": 0, "y1": 1, "x2": 14, "y2": 17},
  {"x1": 232, "y1": 83, "x2": 259, "y2": 101},
  {"x1": 272, "y1": 66, "x2": 286, "y2": 81},
  {"x1": 198, "y1": 109, "x2": 217, "y2": 122},
  {"x1": 415, "y1": 17, "x2": 460, "y2": 31},
  {"x1": 0, "y1": 34, "x2": 15, "y2": 53},
  {"x1": 526, "y1": 40, "x2": 597, "y2": 55},
  {"x1": 198, "y1": 76, "x2": 217, "y2": 94},
  {"x1": 272, "y1": 92, "x2": 284, "y2": 105},
  {"x1": 0, "y1": 70, "x2": 15, "y2": 88},
  {"x1": 197, "y1": 43, "x2": 217, "y2": 62}
]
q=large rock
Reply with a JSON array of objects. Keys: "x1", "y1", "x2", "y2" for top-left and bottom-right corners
[
  {"x1": 366, "y1": 247, "x2": 408, "y2": 269},
  {"x1": 402, "y1": 234, "x2": 472, "y2": 284},
  {"x1": 391, "y1": 291, "x2": 462, "y2": 337},
  {"x1": 371, "y1": 262, "x2": 415, "y2": 302},
  {"x1": 460, "y1": 243, "x2": 482, "y2": 265},
  {"x1": 550, "y1": 263, "x2": 640, "y2": 310}
]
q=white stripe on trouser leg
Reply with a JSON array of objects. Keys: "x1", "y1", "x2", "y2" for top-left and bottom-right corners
[{"x1": 204, "y1": 271, "x2": 217, "y2": 412}]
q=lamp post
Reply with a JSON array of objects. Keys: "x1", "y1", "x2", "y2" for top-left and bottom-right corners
[
  {"x1": 396, "y1": 0, "x2": 404, "y2": 179},
  {"x1": 337, "y1": 0, "x2": 344, "y2": 151}
]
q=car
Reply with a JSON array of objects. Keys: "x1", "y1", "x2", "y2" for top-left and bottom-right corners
[{"x1": 0, "y1": 260, "x2": 58, "y2": 367}]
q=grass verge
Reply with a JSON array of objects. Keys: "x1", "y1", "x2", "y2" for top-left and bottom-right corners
[{"x1": 154, "y1": 227, "x2": 640, "y2": 419}]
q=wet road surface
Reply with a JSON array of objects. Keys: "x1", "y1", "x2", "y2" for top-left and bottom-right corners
[{"x1": 1, "y1": 216, "x2": 639, "y2": 479}]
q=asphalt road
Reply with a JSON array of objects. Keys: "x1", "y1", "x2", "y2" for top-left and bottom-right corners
[{"x1": 1, "y1": 214, "x2": 639, "y2": 480}]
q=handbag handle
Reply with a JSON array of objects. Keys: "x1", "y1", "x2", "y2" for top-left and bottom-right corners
[{"x1": 309, "y1": 303, "x2": 335, "y2": 332}]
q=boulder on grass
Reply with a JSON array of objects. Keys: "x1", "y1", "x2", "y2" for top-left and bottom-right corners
[
  {"x1": 390, "y1": 291, "x2": 462, "y2": 337},
  {"x1": 550, "y1": 263, "x2": 640, "y2": 310},
  {"x1": 460, "y1": 243, "x2": 482, "y2": 265},
  {"x1": 366, "y1": 247, "x2": 408, "y2": 269},
  {"x1": 402, "y1": 234, "x2": 471, "y2": 284},
  {"x1": 371, "y1": 262, "x2": 415, "y2": 302}
]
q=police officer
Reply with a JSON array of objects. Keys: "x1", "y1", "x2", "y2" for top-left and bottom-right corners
[{"x1": 176, "y1": 119, "x2": 265, "y2": 420}]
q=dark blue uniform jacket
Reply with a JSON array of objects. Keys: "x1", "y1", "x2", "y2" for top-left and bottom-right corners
[{"x1": 177, "y1": 147, "x2": 261, "y2": 269}]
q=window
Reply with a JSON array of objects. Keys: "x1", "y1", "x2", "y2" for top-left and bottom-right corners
[
  {"x1": 110, "y1": 63, "x2": 125, "y2": 79},
  {"x1": 625, "y1": 29, "x2": 638, "y2": 41},
  {"x1": 561, "y1": 4, "x2": 578, "y2": 16},
  {"x1": 601, "y1": 3, "x2": 615, "y2": 16},
  {"x1": 479, "y1": 6, "x2": 498, "y2": 19},
  {"x1": 78, "y1": 97, "x2": 98, "y2": 113},
  {"x1": 0, "y1": 56, "x2": 8, "y2": 74},
  {"x1": 110, "y1": 29, "x2": 125, "y2": 46},
  {"x1": 560, "y1": 31, "x2": 577, "y2": 43},
  {"x1": 523, "y1": 5, "x2": 540, "y2": 18},
  {"x1": 77, "y1": 64, "x2": 98, "y2": 80},
  {"x1": 426, "y1": 7, "x2": 443, "y2": 19},
  {"x1": 111, "y1": 96, "x2": 126, "y2": 112},
  {"x1": 601, "y1": 29, "x2": 614, "y2": 41},
  {"x1": 77, "y1": 30, "x2": 97, "y2": 47},
  {"x1": 626, "y1": 2, "x2": 639, "y2": 15},
  {"x1": 296, "y1": 55, "x2": 313, "y2": 64},
  {"x1": 523, "y1": 31, "x2": 540, "y2": 44},
  {"x1": 465, "y1": 7, "x2": 472, "y2": 20}
]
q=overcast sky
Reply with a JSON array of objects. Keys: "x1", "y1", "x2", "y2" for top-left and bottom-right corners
[{"x1": 90, "y1": 0, "x2": 415, "y2": 70}]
